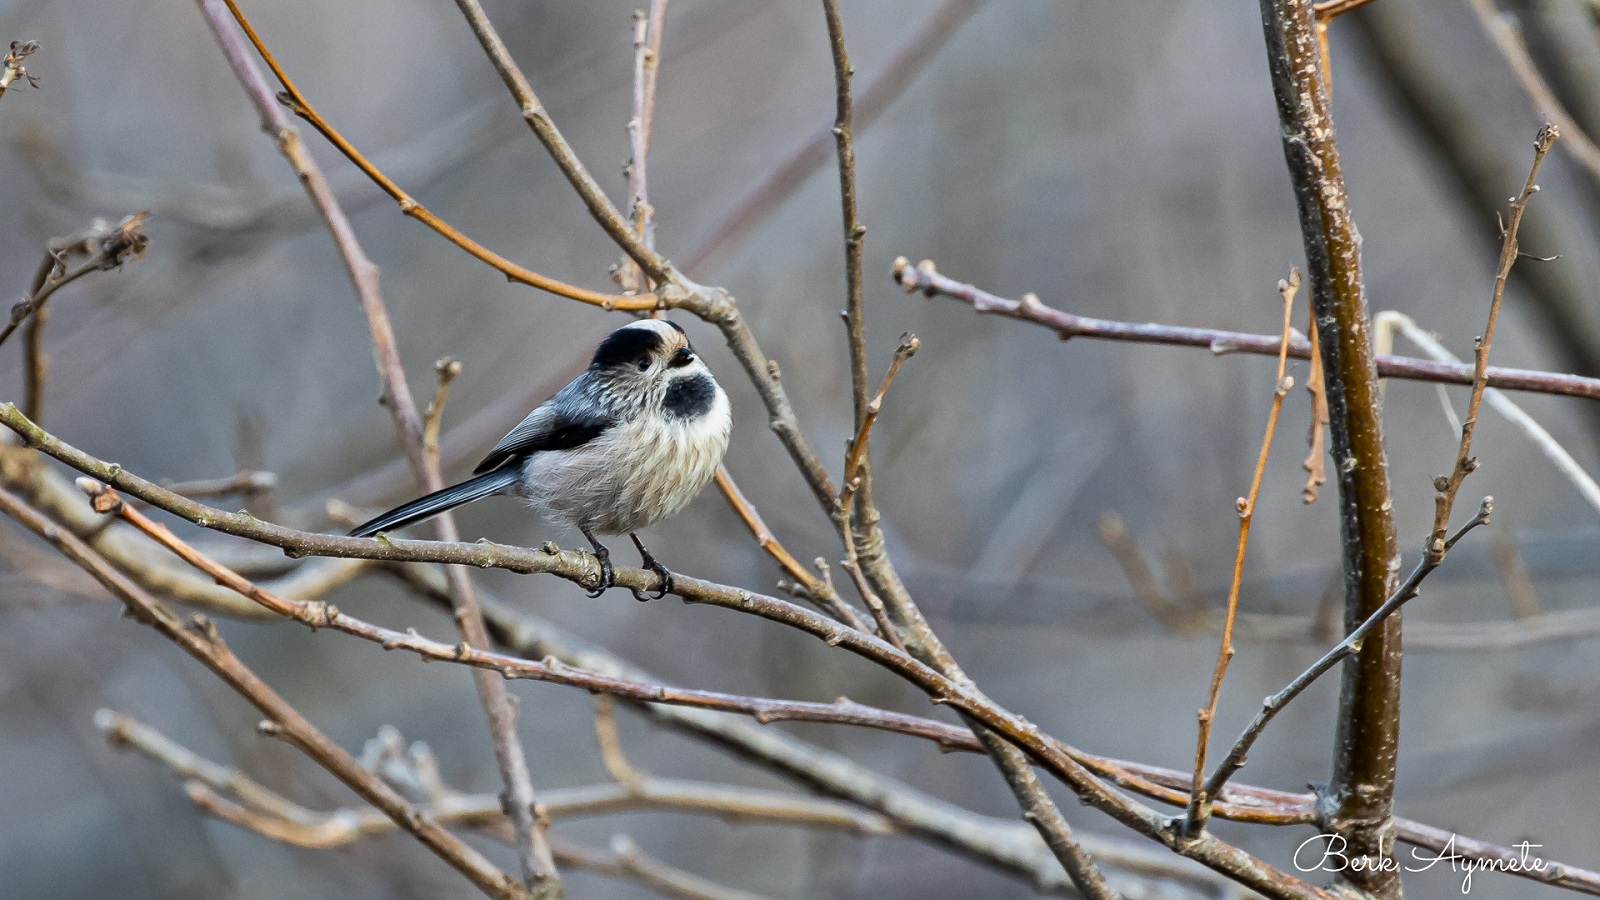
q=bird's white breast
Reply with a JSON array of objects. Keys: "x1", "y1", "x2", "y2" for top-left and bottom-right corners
[{"x1": 517, "y1": 383, "x2": 730, "y2": 535}]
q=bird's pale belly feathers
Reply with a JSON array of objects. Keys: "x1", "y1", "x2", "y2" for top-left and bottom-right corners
[{"x1": 515, "y1": 386, "x2": 730, "y2": 535}]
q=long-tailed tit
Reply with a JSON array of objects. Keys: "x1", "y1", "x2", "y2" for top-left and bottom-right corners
[{"x1": 349, "y1": 319, "x2": 731, "y2": 601}]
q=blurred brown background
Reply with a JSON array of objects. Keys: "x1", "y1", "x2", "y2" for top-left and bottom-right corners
[{"x1": 1, "y1": 1, "x2": 1598, "y2": 897}]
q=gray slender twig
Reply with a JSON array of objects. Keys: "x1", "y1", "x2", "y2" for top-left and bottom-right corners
[
  {"x1": 0, "y1": 213, "x2": 149, "y2": 349},
  {"x1": 1466, "y1": 0, "x2": 1600, "y2": 184},
  {"x1": 1378, "y1": 310, "x2": 1600, "y2": 517},
  {"x1": 892, "y1": 256, "x2": 1600, "y2": 403},
  {"x1": 196, "y1": 3, "x2": 559, "y2": 892},
  {"x1": 0, "y1": 485, "x2": 522, "y2": 899},
  {"x1": 682, "y1": 0, "x2": 982, "y2": 272},
  {"x1": 1203, "y1": 501, "x2": 1492, "y2": 800}
]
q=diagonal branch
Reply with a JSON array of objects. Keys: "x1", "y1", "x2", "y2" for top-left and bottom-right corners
[
  {"x1": 1427, "y1": 124, "x2": 1558, "y2": 567},
  {"x1": 449, "y1": 0, "x2": 665, "y2": 284},
  {"x1": 0, "y1": 406, "x2": 1338, "y2": 900},
  {"x1": 0, "y1": 484, "x2": 523, "y2": 899},
  {"x1": 198, "y1": 3, "x2": 560, "y2": 892},
  {"x1": 216, "y1": 0, "x2": 647, "y2": 312},
  {"x1": 682, "y1": 0, "x2": 982, "y2": 273},
  {"x1": 1183, "y1": 270, "x2": 1298, "y2": 838}
]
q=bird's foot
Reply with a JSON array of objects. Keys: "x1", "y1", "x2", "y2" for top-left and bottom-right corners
[
  {"x1": 585, "y1": 543, "x2": 614, "y2": 598},
  {"x1": 629, "y1": 533, "x2": 673, "y2": 602}
]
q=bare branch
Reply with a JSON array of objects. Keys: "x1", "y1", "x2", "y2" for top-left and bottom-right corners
[
  {"x1": 162, "y1": 469, "x2": 278, "y2": 500},
  {"x1": 198, "y1": 3, "x2": 561, "y2": 890},
  {"x1": 892, "y1": 256, "x2": 1600, "y2": 403},
  {"x1": 0, "y1": 213, "x2": 149, "y2": 349},
  {"x1": 1466, "y1": 0, "x2": 1600, "y2": 185},
  {"x1": 0, "y1": 485, "x2": 524, "y2": 899},
  {"x1": 1183, "y1": 270, "x2": 1298, "y2": 837},
  {"x1": 213, "y1": 0, "x2": 649, "y2": 312},
  {"x1": 619, "y1": 1, "x2": 669, "y2": 296},
  {"x1": 1427, "y1": 124, "x2": 1558, "y2": 567}
]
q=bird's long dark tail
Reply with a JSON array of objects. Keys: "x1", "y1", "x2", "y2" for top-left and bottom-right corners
[{"x1": 348, "y1": 467, "x2": 521, "y2": 538}]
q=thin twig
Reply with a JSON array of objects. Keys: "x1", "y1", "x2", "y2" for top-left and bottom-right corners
[
  {"x1": 163, "y1": 469, "x2": 278, "y2": 500},
  {"x1": 0, "y1": 40, "x2": 39, "y2": 99},
  {"x1": 1490, "y1": 521, "x2": 1540, "y2": 619},
  {"x1": 198, "y1": 4, "x2": 560, "y2": 892},
  {"x1": 423, "y1": 357, "x2": 462, "y2": 465},
  {"x1": 833, "y1": 333, "x2": 920, "y2": 653},
  {"x1": 0, "y1": 485, "x2": 524, "y2": 899},
  {"x1": 1378, "y1": 310, "x2": 1600, "y2": 518},
  {"x1": 1095, "y1": 513, "x2": 1213, "y2": 636},
  {"x1": 593, "y1": 696, "x2": 648, "y2": 791},
  {"x1": 682, "y1": 0, "x2": 982, "y2": 272},
  {"x1": 0, "y1": 213, "x2": 149, "y2": 349},
  {"x1": 892, "y1": 256, "x2": 1600, "y2": 403},
  {"x1": 1427, "y1": 124, "x2": 1558, "y2": 567},
  {"x1": 711, "y1": 468, "x2": 864, "y2": 629},
  {"x1": 1312, "y1": 0, "x2": 1377, "y2": 19},
  {"x1": 1301, "y1": 317, "x2": 1328, "y2": 503},
  {"x1": 823, "y1": 0, "x2": 873, "y2": 516},
  {"x1": 215, "y1": 0, "x2": 648, "y2": 312},
  {"x1": 598, "y1": 835, "x2": 776, "y2": 900},
  {"x1": 1466, "y1": 0, "x2": 1600, "y2": 185},
  {"x1": 1183, "y1": 269, "x2": 1298, "y2": 838},
  {"x1": 1204, "y1": 500, "x2": 1492, "y2": 801},
  {"x1": 620, "y1": 1, "x2": 668, "y2": 296}
]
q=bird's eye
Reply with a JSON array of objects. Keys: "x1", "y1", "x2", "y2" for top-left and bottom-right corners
[
  {"x1": 668, "y1": 348, "x2": 694, "y2": 368},
  {"x1": 636, "y1": 355, "x2": 651, "y2": 371}
]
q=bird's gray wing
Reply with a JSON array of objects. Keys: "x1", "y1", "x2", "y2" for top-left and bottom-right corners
[{"x1": 473, "y1": 401, "x2": 614, "y2": 474}]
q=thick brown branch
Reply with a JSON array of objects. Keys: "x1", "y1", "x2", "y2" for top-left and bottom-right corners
[{"x1": 1258, "y1": 2, "x2": 1402, "y2": 893}]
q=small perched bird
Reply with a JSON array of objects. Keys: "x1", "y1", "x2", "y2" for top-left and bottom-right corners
[{"x1": 349, "y1": 319, "x2": 731, "y2": 601}]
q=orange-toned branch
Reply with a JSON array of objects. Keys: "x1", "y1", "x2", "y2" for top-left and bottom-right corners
[
  {"x1": 218, "y1": 0, "x2": 650, "y2": 312},
  {"x1": 1183, "y1": 269, "x2": 1299, "y2": 838}
]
